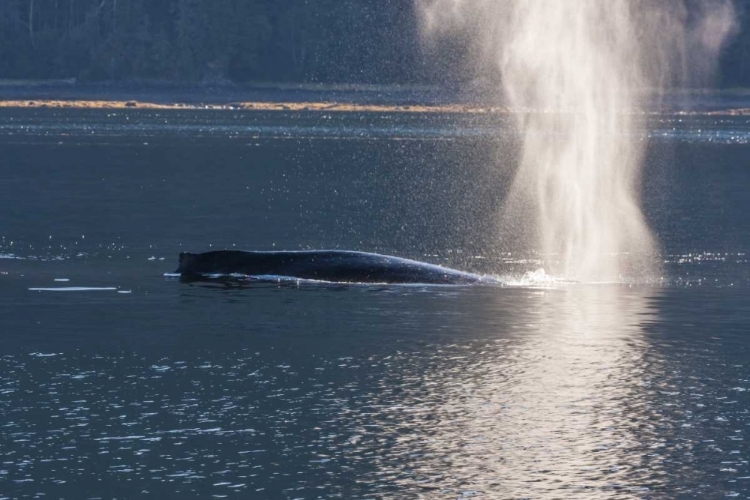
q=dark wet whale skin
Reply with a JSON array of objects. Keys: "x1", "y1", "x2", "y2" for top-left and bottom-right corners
[{"x1": 176, "y1": 250, "x2": 485, "y2": 285}]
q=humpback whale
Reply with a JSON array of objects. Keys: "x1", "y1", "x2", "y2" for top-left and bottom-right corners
[{"x1": 176, "y1": 250, "x2": 486, "y2": 285}]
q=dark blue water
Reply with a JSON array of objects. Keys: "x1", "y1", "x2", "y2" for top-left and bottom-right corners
[{"x1": 0, "y1": 108, "x2": 749, "y2": 499}]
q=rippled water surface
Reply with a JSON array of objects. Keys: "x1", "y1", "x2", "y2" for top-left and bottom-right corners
[{"x1": 0, "y1": 108, "x2": 749, "y2": 499}]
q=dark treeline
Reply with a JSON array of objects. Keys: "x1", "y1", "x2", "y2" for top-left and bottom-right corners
[
  {"x1": 1, "y1": 0, "x2": 750, "y2": 86},
  {"x1": 0, "y1": 0, "x2": 425, "y2": 83}
]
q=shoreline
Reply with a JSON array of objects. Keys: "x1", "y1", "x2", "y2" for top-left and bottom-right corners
[
  {"x1": 0, "y1": 99, "x2": 748, "y2": 115},
  {"x1": 0, "y1": 99, "x2": 506, "y2": 114},
  {"x1": 1, "y1": 81, "x2": 749, "y2": 115}
]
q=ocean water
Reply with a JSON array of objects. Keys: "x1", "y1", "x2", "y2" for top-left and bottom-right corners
[{"x1": 0, "y1": 107, "x2": 749, "y2": 499}]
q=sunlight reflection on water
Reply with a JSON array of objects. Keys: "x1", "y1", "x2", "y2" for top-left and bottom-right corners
[
  {"x1": 2, "y1": 284, "x2": 750, "y2": 498},
  {"x1": 0, "y1": 107, "x2": 748, "y2": 498},
  {"x1": 328, "y1": 286, "x2": 661, "y2": 498}
]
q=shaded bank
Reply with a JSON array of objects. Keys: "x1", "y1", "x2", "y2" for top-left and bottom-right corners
[
  {"x1": 0, "y1": 99, "x2": 506, "y2": 114},
  {"x1": 5, "y1": 80, "x2": 750, "y2": 114},
  {"x1": 2, "y1": 98, "x2": 750, "y2": 116}
]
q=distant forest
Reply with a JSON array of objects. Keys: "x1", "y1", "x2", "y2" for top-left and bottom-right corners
[{"x1": 1, "y1": 0, "x2": 750, "y2": 87}]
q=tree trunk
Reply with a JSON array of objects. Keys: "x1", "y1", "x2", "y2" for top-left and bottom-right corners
[{"x1": 29, "y1": 0, "x2": 34, "y2": 47}]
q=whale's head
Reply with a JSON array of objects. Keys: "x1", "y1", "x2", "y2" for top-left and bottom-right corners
[
  {"x1": 176, "y1": 252, "x2": 197, "y2": 274},
  {"x1": 176, "y1": 250, "x2": 243, "y2": 275}
]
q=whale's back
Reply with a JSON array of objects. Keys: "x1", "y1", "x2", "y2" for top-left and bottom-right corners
[{"x1": 176, "y1": 250, "x2": 482, "y2": 285}]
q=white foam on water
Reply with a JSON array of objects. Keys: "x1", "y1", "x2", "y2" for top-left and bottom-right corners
[
  {"x1": 94, "y1": 435, "x2": 147, "y2": 442},
  {"x1": 243, "y1": 274, "x2": 329, "y2": 283},
  {"x1": 54, "y1": 278, "x2": 70, "y2": 282},
  {"x1": 28, "y1": 287, "x2": 118, "y2": 292},
  {"x1": 502, "y1": 269, "x2": 574, "y2": 288}
]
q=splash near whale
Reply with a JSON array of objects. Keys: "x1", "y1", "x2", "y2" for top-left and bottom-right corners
[
  {"x1": 176, "y1": 250, "x2": 489, "y2": 285},
  {"x1": 418, "y1": 0, "x2": 737, "y2": 282}
]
